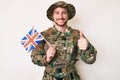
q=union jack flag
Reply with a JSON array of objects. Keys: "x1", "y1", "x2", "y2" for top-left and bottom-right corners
[{"x1": 20, "y1": 27, "x2": 44, "y2": 53}]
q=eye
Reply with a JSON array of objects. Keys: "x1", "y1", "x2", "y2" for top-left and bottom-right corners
[
  {"x1": 62, "y1": 11, "x2": 67, "y2": 14},
  {"x1": 54, "y1": 11, "x2": 59, "y2": 15}
]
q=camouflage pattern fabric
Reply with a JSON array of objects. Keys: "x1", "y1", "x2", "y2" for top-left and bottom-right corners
[{"x1": 31, "y1": 26, "x2": 97, "y2": 80}]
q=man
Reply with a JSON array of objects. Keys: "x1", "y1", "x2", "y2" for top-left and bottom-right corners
[{"x1": 31, "y1": 1, "x2": 97, "y2": 80}]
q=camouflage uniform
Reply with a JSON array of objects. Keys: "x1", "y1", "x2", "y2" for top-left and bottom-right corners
[{"x1": 31, "y1": 26, "x2": 97, "y2": 80}]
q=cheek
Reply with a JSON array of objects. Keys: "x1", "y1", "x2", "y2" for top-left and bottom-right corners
[
  {"x1": 63, "y1": 14, "x2": 69, "y2": 20},
  {"x1": 52, "y1": 15, "x2": 57, "y2": 20}
]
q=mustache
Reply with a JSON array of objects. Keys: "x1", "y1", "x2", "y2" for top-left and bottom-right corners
[{"x1": 56, "y1": 18, "x2": 65, "y2": 20}]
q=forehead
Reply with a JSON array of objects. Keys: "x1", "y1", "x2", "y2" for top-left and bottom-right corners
[{"x1": 54, "y1": 7, "x2": 68, "y2": 12}]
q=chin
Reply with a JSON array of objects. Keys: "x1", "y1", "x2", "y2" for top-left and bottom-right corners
[
  {"x1": 58, "y1": 23, "x2": 65, "y2": 26},
  {"x1": 55, "y1": 21, "x2": 68, "y2": 26}
]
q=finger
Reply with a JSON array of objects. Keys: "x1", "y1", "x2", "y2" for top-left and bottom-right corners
[
  {"x1": 78, "y1": 39, "x2": 84, "y2": 43},
  {"x1": 52, "y1": 45, "x2": 56, "y2": 49},
  {"x1": 50, "y1": 46, "x2": 56, "y2": 51},
  {"x1": 79, "y1": 46, "x2": 86, "y2": 50},
  {"x1": 79, "y1": 31, "x2": 84, "y2": 39},
  {"x1": 79, "y1": 45, "x2": 88, "y2": 50},
  {"x1": 79, "y1": 42, "x2": 88, "y2": 46}
]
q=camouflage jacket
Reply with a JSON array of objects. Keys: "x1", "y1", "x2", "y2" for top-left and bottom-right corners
[{"x1": 31, "y1": 26, "x2": 97, "y2": 79}]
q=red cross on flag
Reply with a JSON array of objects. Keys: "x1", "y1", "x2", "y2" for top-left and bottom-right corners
[{"x1": 20, "y1": 27, "x2": 44, "y2": 53}]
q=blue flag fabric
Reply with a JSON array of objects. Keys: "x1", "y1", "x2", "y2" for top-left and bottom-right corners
[{"x1": 20, "y1": 27, "x2": 44, "y2": 53}]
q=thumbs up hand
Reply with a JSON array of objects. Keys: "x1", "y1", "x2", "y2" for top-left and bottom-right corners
[{"x1": 78, "y1": 32, "x2": 88, "y2": 50}]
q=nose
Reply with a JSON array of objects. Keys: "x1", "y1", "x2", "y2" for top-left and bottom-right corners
[{"x1": 58, "y1": 13, "x2": 63, "y2": 18}]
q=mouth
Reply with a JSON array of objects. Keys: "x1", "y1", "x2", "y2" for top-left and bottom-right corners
[
  {"x1": 57, "y1": 18, "x2": 65, "y2": 21},
  {"x1": 57, "y1": 19, "x2": 65, "y2": 22}
]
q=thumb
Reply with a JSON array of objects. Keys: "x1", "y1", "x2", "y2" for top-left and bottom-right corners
[{"x1": 79, "y1": 31, "x2": 84, "y2": 39}]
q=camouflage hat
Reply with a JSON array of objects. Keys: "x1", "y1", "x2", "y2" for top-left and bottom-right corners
[{"x1": 47, "y1": 1, "x2": 76, "y2": 21}]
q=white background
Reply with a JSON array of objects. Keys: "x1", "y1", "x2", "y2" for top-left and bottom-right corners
[{"x1": 0, "y1": 0, "x2": 120, "y2": 80}]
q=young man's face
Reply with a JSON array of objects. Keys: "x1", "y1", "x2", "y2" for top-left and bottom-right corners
[{"x1": 52, "y1": 7, "x2": 69, "y2": 26}]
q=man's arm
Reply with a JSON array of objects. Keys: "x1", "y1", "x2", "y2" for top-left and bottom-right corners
[
  {"x1": 78, "y1": 32, "x2": 97, "y2": 64},
  {"x1": 78, "y1": 42, "x2": 97, "y2": 64},
  {"x1": 31, "y1": 41, "x2": 49, "y2": 66}
]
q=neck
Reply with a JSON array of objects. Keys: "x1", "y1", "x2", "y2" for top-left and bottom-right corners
[{"x1": 54, "y1": 24, "x2": 67, "y2": 32}]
